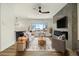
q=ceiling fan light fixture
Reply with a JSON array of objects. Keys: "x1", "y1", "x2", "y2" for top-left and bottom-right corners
[{"x1": 33, "y1": 4, "x2": 50, "y2": 14}]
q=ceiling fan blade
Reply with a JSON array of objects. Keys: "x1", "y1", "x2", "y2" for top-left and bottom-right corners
[
  {"x1": 41, "y1": 11, "x2": 50, "y2": 13},
  {"x1": 38, "y1": 6, "x2": 50, "y2": 14}
]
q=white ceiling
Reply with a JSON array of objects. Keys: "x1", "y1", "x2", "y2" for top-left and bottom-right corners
[{"x1": 14, "y1": 3, "x2": 67, "y2": 19}]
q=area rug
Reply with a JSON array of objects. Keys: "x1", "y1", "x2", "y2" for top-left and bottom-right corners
[{"x1": 26, "y1": 36, "x2": 56, "y2": 51}]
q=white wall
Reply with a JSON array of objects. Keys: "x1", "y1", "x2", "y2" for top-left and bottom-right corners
[
  {"x1": 15, "y1": 18, "x2": 53, "y2": 31},
  {"x1": 0, "y1": 4, "x2": 1, "y2": 51},
  {"x1": 0, "y1": 4, "x2": 16, "y2": 51}
]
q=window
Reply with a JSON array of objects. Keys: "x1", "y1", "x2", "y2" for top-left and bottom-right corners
[{"x1": 32, "y1": 23, "x2": 47, "y2": 31}]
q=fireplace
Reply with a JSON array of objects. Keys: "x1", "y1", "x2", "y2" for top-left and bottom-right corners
[{"x1": 54, "y1": 30, "x2": 68, "y2": 40}]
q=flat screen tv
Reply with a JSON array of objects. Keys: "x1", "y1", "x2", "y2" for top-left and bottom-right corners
[{"x1": 57, "y1": 16, "x2": 68, "y2": 28}]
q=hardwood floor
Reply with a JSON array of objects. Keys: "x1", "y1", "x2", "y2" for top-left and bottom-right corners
[
  {"x1": 0, "y1": 37, "x2": 77, "y2": 56},
  {"x1": 0, "y1": 43, "x2": 68, "y2": 56}
]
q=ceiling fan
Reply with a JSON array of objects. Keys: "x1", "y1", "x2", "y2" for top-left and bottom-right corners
[
  {"x1": 33, "y1": 4, "x2": 50, "y2": 14},
  {"x1": 38, "y1": 6, "x2": 50, "y2": 14}
]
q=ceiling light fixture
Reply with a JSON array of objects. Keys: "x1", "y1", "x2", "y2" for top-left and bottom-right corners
[{"x1": 33, "y1": 3, "x2": 50, "y2": 14}]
